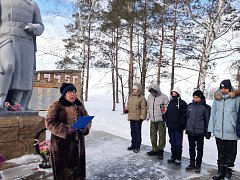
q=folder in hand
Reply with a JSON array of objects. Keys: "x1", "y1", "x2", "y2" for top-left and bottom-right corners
[{"x1": 72, "y1": 116, "x2": 94, "y2": 130}]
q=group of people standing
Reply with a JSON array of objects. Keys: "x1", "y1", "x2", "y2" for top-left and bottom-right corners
[
  {"x1": 125, "y1": 79, "x2": 240, "y2": 180},
  {"x1": 44, "y1": 80, "x2": 239, "y2": 180}
]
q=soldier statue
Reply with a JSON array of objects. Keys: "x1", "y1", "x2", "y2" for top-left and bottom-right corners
[{"x1": 0, "y1": 0, "x2": 44, "y2": 111}]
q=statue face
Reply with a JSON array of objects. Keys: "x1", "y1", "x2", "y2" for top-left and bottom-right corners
[{"x1": 65, "y1": 91, "x2": 77, "y2": 103}]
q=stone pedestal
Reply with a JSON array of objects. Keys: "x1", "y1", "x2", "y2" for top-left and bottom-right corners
[{"x1": 0, "y1": 111, "x2": 45, "y2": 160}]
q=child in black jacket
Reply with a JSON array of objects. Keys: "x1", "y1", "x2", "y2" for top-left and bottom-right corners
[
  {"x1": 185, "y1": 90, "x2": 211, "y2": 173},
  {"x1": 164, "y1": 87, "x2": 187, "y2": 165}
]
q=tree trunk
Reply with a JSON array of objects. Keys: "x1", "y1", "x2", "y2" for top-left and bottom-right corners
[
  {"x1": 141, "y1": 0, "x2": 147, "y2": 95},
  {"x1": 197, "y1": 0, "x2": 224, "y2": 91},
  {"x1": 157, "y1": 3, "x2": 165, "y2": 86},
  {"x1": 112, "y1": 31, "x2": 116, "y2": 111},
  {"x1": 119, "y1": 75, "x2": 126, "y2": 114},
  {"x1": 115, "y1": 27, "x2": 119, "y2": 103},
  {"x1": 80, "y1": 44, "x2": 86, "y2": 102},
  {"x1": 112, "y1": 62, "x2": 116, "y2": 111},
  {"x1": 128, "y1": 2, "x2": 134, "y2": 95},
  {"x1": 171, "y1": 0, "x2": 178, "y2": 90},
  {"x1": 84, "y1": 23, "x2": 91, "y2": 101}
]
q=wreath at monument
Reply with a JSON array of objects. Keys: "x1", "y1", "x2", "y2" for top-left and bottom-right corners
[
  {"x1": 34, "y1": 128, "x2": 51, "y2": 169},
  {"x1": 0, "y1": 154, "x2": 5, "y2": 164},
  {"x1": 4, "y1": 102, "x2": 22, "y2": 111}
]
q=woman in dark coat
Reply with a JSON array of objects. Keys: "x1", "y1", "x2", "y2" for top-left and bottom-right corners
[{"x1": 45, "y1": 83, "x2": 91, "y2": 180}]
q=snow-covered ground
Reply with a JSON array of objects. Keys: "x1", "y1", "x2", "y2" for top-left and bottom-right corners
[
  {"x1": 85, "y1": 95, "x2": 240, "y2": 171},
  {"x1": 1, "y1": 94, "x2": 239, "y2": 180}
]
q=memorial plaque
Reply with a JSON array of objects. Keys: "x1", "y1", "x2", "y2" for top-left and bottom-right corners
[{"x1": 29, "y1": 70, "x2": 81, "y2": 110}]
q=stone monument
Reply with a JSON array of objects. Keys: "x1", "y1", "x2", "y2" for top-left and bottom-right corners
[
  {"x1": 0, "y1": 0, "x2": 44, "y2": 110},
  {"x1": 0, "y1": 0, "x2": 45, "y2": 160}
]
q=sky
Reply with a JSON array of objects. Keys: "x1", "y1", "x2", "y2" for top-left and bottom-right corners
[
  {"x1": 33, "y1": 0, "x2": 239, "y2": 91},
  {"x1": 34, "y1": 0, "x2": 75, "y2": 70},
  {"x1": 1, "y1": 1, "x2": 240, "y2": 179}
]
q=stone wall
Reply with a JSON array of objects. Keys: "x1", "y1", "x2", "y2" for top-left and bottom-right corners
[{"x1": 0, "y1": 112, "x2": 45, "y2": 160}]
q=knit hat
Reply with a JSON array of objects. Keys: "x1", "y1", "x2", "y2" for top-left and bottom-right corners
[
  {"x1": 60, "y1": 83, "x2": 77, "y2": 96},
  {"x1": 193, "y1": 90, "x2": 205, "y2": 99},
  {"x1": 132, "y1": 85, "x2": 139, "y2": 90},
  {"x1": 219, "y1": 79, "x2": 232, "y2": 91}
]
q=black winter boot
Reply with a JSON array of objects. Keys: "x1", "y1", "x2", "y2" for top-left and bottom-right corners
[
  {"x1": 167, "y1": 148, "x2": 176, "y2": 163},
  {"x1": 174, "y1": 150, "x2": 182, "y2": 165},
  {"x1": 127, "y1": 146, "x2": 134, "y2": 151},
  {"x1": 212, "y1": 165, "x2": 225, "y2": 180},
  {"x1": 174, "y1": 159, "x2": 182, "y2": 165},
  {"x1": 167, "y1": 156, "x2": 175, "y2": 163},
  {"x1": 185, "y1": 160, "x2": 195, "y2": 171},
  {"x1": 195, "y1": 164, "x2": 201, "y2": 173},
  {"x1": 146, "y1": 151, "x2": 158, "y2": 156},
  {"x1": 194, "y1": 161, "x2": 202, "y2": 173},
  {"x1": 158, "y1": 150, "x2": 164, "y2": 159},
  {"x1": 224, "y1": 167, "x2": 232, "y2": 180}
]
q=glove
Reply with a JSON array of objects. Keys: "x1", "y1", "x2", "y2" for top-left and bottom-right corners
[
  {"x1": 79, "y1": 127, "x2": 89, "y2": 135},
  {"x1": 162, "y1": 113, "x2": 167, "y2": 122},
  {"x1": 205, "y1": 132, "x2": 211, "y2": 139},
  {"x1": 67, "y1": 127, "x2": 76, "y2": 135},
  {"x1": 24, "y1": 24, "x2": 33, "y2": 33},
  {"x1": 124, "y1": 108, "x2": 129, "y2": 114}
]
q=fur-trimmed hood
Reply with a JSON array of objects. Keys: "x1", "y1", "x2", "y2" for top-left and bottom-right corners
[{"x1": 214, "y1": 89, "x2": 240, "y2": 100}]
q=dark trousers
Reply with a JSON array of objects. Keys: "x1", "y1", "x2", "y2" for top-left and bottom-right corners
[
  {"x1": 188, "y1": 135, "x2": 204, "y2": 165},
  {"x1": 215, "y1": 138, "x2": 237, "y2": 167},
  {"x1": 130, "y1": 120, "x2": 142, "y2": 149},
  {"x1": 168, "y1": 129, "x2": 183, "y2": 151}
]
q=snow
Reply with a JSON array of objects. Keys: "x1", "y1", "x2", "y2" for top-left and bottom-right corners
[
  {"x1": 1, "y1": 94, "x2": 239, "y2": 179},
  {"x1": 6, "y1": 155, "x2": 40, "y2": 165},
  {"x1": 4, "y1": 89, "x2": 239, "y2": 174},
  {"x1": 84, "y1": 95, "x2": 240, "y2": 171},
  {"x1": 1, "y1": 68, "x2": 239, "y2": 178}
]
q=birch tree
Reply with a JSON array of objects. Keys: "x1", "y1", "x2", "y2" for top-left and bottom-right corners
[{"x1": 186, "y1": 0, "x2": 240, "y2": 91}]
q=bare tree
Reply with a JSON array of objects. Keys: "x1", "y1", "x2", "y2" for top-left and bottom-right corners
[
  {"x1": 157, "y1": 3, "x2": 166, "y2": 86},
  {"x1": 187, "y1": 0, "x2": 240, "y2": 91},
  {"x1": 171, "y1": 0, "x2": 178, "y2": 90},
  {"x1": 127, "y1": 1, "x2": 135, "y2": 95}
]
